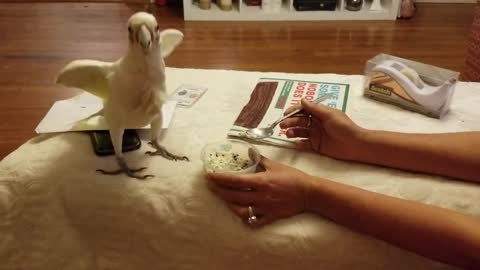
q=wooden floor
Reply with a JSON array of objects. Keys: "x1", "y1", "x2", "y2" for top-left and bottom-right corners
[{"x1": 0, "y1": 3, "x2": 475, "y2": 159}]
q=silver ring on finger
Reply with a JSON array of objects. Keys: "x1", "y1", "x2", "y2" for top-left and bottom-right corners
[
  {"x1": 307, "y1": 114, "x2": 312, "y2": 128},
  {"x1": 247, "y1": 206, "x2": 258, "y2": 224}
]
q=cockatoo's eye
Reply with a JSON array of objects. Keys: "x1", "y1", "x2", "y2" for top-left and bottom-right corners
[{"x1": 127, "y1": 26, "x2": 134, "y2": 42}]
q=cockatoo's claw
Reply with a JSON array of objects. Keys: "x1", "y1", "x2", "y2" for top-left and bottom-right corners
[
  {"x1": 137, "y1": 174, "x2": 155, "y2": 180},
  {"x1": 132, "y1": 167, "x2": 148, "y2": 173},
  {"x1": 96, "y1": 167, "x2": 146, "y2": 173},
  {"x1": 97, "y1": 168, "x2": 154, "y2": 180},
  {"x1": 97, "y1": 158, "x2": 154, "y2": 180},
  {"x1": 146, "y1": 142, "x2": 189, "y2": 162},
  {"x1": 145, "y1": 150, "x2": 173, "y2": 160}
]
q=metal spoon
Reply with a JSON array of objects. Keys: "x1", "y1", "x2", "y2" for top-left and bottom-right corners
[{"x1": 245, "y1": 93, "x2": 333, "y2": 140}]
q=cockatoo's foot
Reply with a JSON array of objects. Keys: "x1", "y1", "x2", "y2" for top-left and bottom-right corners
[
  {"x1": 97, "y1": 157, "x2": 154, "y2": 180},
  {"x1": 146, "y1": 142, "x2": 189, "y2": 162}
]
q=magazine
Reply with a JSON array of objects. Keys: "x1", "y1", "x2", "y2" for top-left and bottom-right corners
[{"x1": 228, "y1": 77, "x2": 350, "y2": 147}]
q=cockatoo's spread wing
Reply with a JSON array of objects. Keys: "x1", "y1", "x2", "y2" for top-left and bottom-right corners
[
  {"x1": 56, "y1": 60, "x2": 113, "y2": 100},
  {"x1": 160, "y1": 29, "x2": 184, "y2": 58}
]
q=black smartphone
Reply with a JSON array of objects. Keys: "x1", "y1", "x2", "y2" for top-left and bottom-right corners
[{"x1": 89, "y1": 129, "x2": 141, "y2": 156}]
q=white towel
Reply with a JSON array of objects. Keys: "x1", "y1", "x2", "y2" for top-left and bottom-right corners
[{"x1": 1, "y1": 67, "x2": 479, "y2": 270}]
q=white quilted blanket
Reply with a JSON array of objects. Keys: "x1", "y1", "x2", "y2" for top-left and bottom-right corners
[{"x1": 1, "y1": 68, "x2": 480, "y2": 270}]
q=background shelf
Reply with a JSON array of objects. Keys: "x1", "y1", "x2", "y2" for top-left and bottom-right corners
[{"x1": 184, "y1": 0, "x2": 400, "y2": 20}]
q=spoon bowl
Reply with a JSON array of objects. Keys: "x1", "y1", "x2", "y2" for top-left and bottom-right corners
[
  {"x1": 245, "y1": 93, "x2": 333, "y2": 140},
  {"x1": 245, "y1": 127, "x2": 274, "y2": 140}
]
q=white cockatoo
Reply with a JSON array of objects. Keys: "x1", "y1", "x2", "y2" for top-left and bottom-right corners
[{"x1": 56, "y1": 12, "x2": 188, "y2": 179}]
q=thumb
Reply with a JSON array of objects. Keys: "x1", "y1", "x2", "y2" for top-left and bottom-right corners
[
  {"x1": 301, "y1": 98, "x2": 333, "y2": 121},
  {"x1": 258, "y1": 155, "x2": 281, "y2": 171}
]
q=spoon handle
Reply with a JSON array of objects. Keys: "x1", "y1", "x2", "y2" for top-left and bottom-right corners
[{"x1": 270, "y1": 93, "x2": 333, "y2": 128}]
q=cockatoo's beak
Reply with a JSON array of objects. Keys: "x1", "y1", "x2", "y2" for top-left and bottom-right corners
[{"x1": 138, "y1": 25, "x2": 152, "y2": 53}]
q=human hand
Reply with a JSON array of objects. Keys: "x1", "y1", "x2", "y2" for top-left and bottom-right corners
[
  {"x1": 207, "y1": 156, "x2": 313, "y2": 228},
  {"x1": 280, "y1": 98, "x2": 366, "y2": 161}
]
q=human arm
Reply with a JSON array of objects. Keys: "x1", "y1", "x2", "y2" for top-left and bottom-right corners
[
  {"x1": 207, "y1": 157, "x2": 480, "y2": 269},
  {"x1": 280, "y1": 99, "x2": 480, "y2": 182}
]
